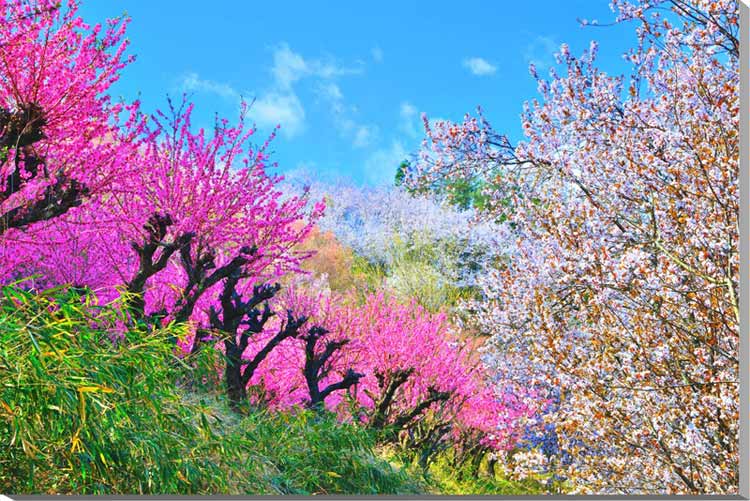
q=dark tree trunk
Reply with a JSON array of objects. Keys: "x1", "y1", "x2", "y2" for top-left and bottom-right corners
[
  {"x1": 224, "y1": 340, "x2": 247, "y2": 408},
  {"x1": 210, "y1": 274, "x2": 306, "y2": 409},
  {"x1": 368, "y1": 368, "x2": 414, "y2": 430},
  {"x1": 125, "y1": 213, "x2": 193, "y2": 324},
  {"x1": 487, "y1": 456, "x2": 497, "y2": 478},
  {"x1": 301, "y1": 326, "x2": 363, "y2": 411}
]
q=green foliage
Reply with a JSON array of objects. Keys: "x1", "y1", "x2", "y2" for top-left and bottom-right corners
[
  {"x1": 443, "y1": 177, "x2": 490, "y2": 211},
  {"x1": 385, "y1": 234, "x2": 475, "y2": 312},
  {"x1": 393, "y1": 160, "x2": 490, "y2": 212},
  {"x1": 350, "y1": 234, "x2": 477, "y2": 312},
  {"x1": 350, "y1": 254, "x2": 387, "y2": 294},
  {"x1": 396, "y1": 159, "x2": 492, "y2": 212},
  {"x1": 394, "y1": 160, "x2": 410, "y2": 187},
  {"x1": 0, "y1": 282, "x2": 538, "y2": 496},
  {"x1": 424, "y1": 453, "x2": 549, "y2": 495}
]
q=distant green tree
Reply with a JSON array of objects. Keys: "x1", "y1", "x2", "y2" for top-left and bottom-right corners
[
  {"x1": 395, "y1": 159, "x2": 498, "y2": 213},
  {"x1": 394, "y1": 160, "x2": 410, "y2": 188}
]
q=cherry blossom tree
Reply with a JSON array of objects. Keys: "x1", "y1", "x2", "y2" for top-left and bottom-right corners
[{"x1": 407, "y1": 0, "x2": 738, "y2": 494}]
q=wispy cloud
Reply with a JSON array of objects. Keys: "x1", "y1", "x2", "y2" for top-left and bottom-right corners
[
  {"x1": 177, "y1": 71, "x2": 307, "y2": 138},
  {"x1": 252, "y1": 92, "x2": 306, "y2": 138},
  {"x1": 271, "y1": 44, "x2": 309, "y2": 90},
  {"x1": 271, "y1": 43, "x2": 364, "y2": 90},
  {"x1": 315, "y1": 82, "x2": 378, "y2": 148},
  {"x1": 176, "y1": 43, "x2": 365, "y2": 139},
  {"x1": 318, "y1": 82, "x2": 344, "y2": 104},
  {"x1": 371, "y1": 46, "x2": 384, "y2": 63},
  {"x1": 462, "y1": 57, "x2": 497, "y2": 76},
  {"x1": 524, "y1": 35, "x2": 559, "y2": 72},
  {"x1": 353, "y1": 124, "x2": 378, "y2": 148},
  {"x1": 179, "y1": 72, "x2": 239, "y2": 100},
  {"x1": 261, "y1": 43, "x2": 365, "y2": 137}
]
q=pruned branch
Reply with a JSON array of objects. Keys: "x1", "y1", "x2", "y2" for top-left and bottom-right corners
[
  {"x1": 174, "y1": 243, "x2": 257, "y2": 329},
  {"x1": 392, "y1": 386, "x2": 452, "y2": 431},
  {"x1": 302, "y1": 325, "x2": 363, "y2": 409},
  {"x1": 240, "y1": 309, "x2": 305, "y2": 387},
  {"x1": 368, "y1": 367, "x2": 415, "y2": 430},
  {"x1": 208, "y1": 272, "x2": 304, "y2": 408},
  {"x1": 125, "y1": 213, "x2": 193, "y2": 320}
]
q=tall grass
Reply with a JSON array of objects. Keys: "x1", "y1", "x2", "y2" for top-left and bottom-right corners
[
  {"x1": 238, "y1": 409, "x2": 423, "y2": 495},
  {"x1": 382, "y1": 445, "x2": 553, "y2": 496},
  {"x1": 0, "y1": 284, "x2": 229, "y2": 494}
]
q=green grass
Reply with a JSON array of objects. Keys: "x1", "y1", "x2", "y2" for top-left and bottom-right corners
[
  {"x1": 423, "y1": 453, "x2": 551, "y2": 495},
  {"x1": 0, "y1": 284, "x2": 231, "y2": 494},
  {"x1": 236, "y1": 408, "x2": 423, "y2": 495}
]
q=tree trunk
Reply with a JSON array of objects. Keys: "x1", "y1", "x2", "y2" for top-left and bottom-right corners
[{"x1": 224, "y1": 342, "x2": 246, "y2": 408}]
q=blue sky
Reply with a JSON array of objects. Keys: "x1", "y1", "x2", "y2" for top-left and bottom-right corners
[{"x1": 79, "y1": 1, "x2": 636, "y2": 186}]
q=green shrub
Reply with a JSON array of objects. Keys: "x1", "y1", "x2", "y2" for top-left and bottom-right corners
[{"x1": 350, "y1": 235, "x2": 475, "y2": 313}]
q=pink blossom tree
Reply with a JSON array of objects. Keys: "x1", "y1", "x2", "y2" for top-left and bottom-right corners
[
  {"x1": 0, "y1": 0, "x2": 141, "y2": 277},
  {"x1": 0, "y1": 1, "x2": 325, "y2": 409},
  {"x1": 13, "y1": 97, "x2": 322, "y2": 329},
  {"x1": 11, "y1": 95, "x2": 325, "y2": 406}
]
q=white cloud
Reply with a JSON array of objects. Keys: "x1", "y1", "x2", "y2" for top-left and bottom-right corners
[
  {"x1": 400, "y1": 102, "x2": 417, "y2": 116},
  {"x1": 462, "y1": 57, "x2": 497, "y2": 76},
  {"x1": 353, "y1": 125, "x2": 377, "y2": 148},
  {"x1": 371, "y1": 46, "x2": 384, "y2": 63},
  {"x1": 316, "y1": 81, "x2": 378, "y2": 148},
  {"x1": 271, "y1": 43, "x2": 363, "y2": 89},
  {"x1": 177, "y1": 72, "x2": 305, "y2": 138},
  {"x1": 263, "y1": 43, "x2": 368, "y2": 139},
  {"x1": 317, "y1": 82, "x2": 345, "y2": 114},
  {"x1": 176, "y1": 44, "x2": 368, "y2": 141},
  {"x1": 271, "y1": 44, "x2": 309, "y2": 90},
  {"x1": 252, "y1": 92, "x2": 305, "y2": 138}
]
